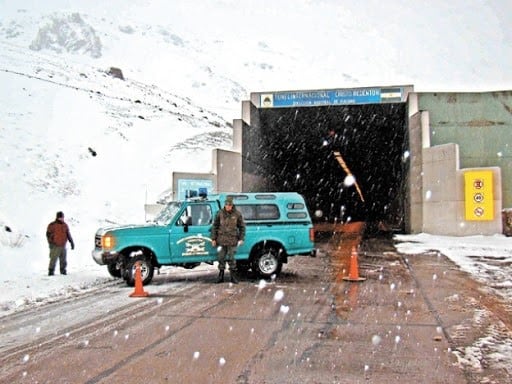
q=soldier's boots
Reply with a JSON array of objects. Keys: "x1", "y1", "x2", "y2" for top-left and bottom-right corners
[
  {"x1": 216, "y1": 270, "x2": 239, "y2": 284},
  {"x1": 216, "y1": 270, "x2": 224, "y2": 283},
  {"x1": 230, "y1": 270, "x2": 239, "y2": 284},
  {"x1": 48, "y1": 269, "x2": 54, "y2": 276}
]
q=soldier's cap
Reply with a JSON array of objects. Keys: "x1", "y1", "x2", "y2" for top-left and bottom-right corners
[
  {"x1": 224, "y1": 196, "x2": 234, "y2": 205},
  {"x1": 56, "y1": 211, "x2": 64, "y2": 219}
]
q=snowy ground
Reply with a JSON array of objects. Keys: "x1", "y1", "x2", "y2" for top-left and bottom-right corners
[
  {"x1": 395, "y1": 233, "x2": 512, "y2": 378},
  {"x1": 394, "y1": 233, "x2": 512, "y2": 304},
  {"x1": 1, "y1": 230, "x2": 512, "y2": 378},
  {"x1": 1, "y1": 231, "x2": 511, "y2": 316},
  {"x1": 0, "y1": 231, "x2": 512, "y2": 316}
]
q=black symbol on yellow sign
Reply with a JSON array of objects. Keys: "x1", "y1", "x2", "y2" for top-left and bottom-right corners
[
  {"x1": 473, "y1": 179, "x2": 484, "y2": 189},
  {"x1": 473, "y1": 193, "x2": 484, "y2": 203},
  {"x1": 474, "y1": 207, "x2": 484, "y2": 217}
]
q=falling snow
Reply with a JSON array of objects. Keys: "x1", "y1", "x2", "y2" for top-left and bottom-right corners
[{"x1": 0, "y1": 1, "x2": 511, "y2": 381}]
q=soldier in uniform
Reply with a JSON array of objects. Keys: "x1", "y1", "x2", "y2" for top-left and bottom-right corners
[{"x1": 211, "y1": 196, "x2": 246, "y2": 284}]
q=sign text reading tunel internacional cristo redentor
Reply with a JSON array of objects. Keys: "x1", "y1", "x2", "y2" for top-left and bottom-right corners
[{"x1": 258, "y1": 86, "x2": 408, "y2": 108}]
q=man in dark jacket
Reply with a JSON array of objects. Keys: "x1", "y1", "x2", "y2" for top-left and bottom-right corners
[
  {"x1": 211, "y1": 196, "x2": 246, "y2": 284},
  {"x1": 46, "y1": 211, "x2": 74, "y2": 276}
]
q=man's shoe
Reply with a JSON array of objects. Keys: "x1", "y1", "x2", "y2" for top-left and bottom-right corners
[
  {"x1": 230, "y1": 271, "x2": 239, "y2": 284},
  {"x1": 48, "y1": 269, "x2": 54, "y2": 276},
  {"x1": 61, "y1": 271, "x2": 67, "y2": 275},
  {"x1": 216, "y1": 270, "x2": 224, "y2": 283}
]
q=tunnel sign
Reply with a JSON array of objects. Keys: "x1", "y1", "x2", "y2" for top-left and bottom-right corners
[
  {"x1": 177, "y1": 179, "x2": 213, "y2": 200},
  {"x1": 464, "y1": 171, "x2": 494, "y2": 221},
  {"x1": 258, "y1": 86, "x2": 406, "y2": 108}
]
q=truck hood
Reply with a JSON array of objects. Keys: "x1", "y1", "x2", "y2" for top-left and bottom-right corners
[{"x1": 95, "y1": 223, "x2": 163, "y2": 236}]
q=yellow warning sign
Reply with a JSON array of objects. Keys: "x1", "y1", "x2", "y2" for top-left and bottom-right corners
[{"x1": 464, "y1": 170, "x2": 494, "y2": 221}]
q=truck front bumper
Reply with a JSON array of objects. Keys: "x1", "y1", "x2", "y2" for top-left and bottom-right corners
[{"x1": 92, "y1": 249, "x2": 120, "y2": 265}]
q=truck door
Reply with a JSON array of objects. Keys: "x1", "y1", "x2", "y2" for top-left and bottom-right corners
[{"x1": 169, "y1": 202, "x2": 217, "y2": 263}]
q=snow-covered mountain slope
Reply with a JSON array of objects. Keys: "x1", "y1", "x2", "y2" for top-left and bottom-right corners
[
  {"x1": 0, "y1": 43, "x2": 231, "y2": 233},
  {"x1": 0, "y1": 10, "x2": 238, "y2": 274},
  {"x1": 4, "y1": 1, "x2": 511, "y2": 109}
]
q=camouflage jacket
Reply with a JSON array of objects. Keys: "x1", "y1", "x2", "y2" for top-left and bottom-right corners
[{"x1": 211, "y1": 207, "x2": 246, "y2": 247}]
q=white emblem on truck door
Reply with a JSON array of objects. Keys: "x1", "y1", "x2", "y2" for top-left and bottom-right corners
[{"x1": 177, "y1": 236, "x2": 211, "y2": 256}]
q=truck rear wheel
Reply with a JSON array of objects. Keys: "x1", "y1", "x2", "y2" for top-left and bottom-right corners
[
  {"x1": 252, "y1": 246, "x2": 282, "y2": 278},
  {"x1": 124, "y1": 255, "x2": 154, "y2": 286}
]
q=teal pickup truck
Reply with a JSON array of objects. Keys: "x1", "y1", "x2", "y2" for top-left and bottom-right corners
[{"x1": 92, "y1": 192, "x2": 316, "y2": 285}]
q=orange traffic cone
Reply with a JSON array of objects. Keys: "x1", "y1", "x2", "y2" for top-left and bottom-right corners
[
  {"x1": 129, "y1": 261, "x2": 149, "y2": 297},
  {"x1": 343, "y1": 246, "x2": 366, "y2": 282}
]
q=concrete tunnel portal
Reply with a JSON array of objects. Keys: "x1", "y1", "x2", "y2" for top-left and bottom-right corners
[{"x1": 242, "y1": 96, "x2": 409, "y2": 232}]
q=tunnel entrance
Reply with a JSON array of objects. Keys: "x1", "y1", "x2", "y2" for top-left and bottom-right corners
[{"x1": 242, "y1": 102, "x2": 408, "y2": 232}]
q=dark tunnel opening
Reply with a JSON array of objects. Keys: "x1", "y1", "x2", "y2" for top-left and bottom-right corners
[{"x1": 242, "y1": 103, "x2": 408, "y2": 231}]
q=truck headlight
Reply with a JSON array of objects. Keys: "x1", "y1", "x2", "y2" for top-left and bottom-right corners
[{"x1": 102, "y1": 235, "x2": 115, "y2": 250}]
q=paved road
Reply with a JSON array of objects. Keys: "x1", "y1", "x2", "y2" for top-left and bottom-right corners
[{"x1": 0, "y1": 226, "x2": 510, "y2": 383}]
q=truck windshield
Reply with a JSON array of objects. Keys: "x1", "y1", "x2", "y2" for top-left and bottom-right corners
[{"x1": 154, "y1": 202, "x2": 181, "y2": 225}]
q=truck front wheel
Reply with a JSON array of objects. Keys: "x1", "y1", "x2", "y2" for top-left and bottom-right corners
[
  {"x1": 124, "y1": 255, "x2": 154, "y2": 286},
  {"x1": 107, "y1": 262, "x2": 122, "y2": 278},
  {"x1": 252, "y1": 246, "x2": 283, "y2": 278}
]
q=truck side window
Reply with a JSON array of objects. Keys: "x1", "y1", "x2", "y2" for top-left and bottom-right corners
[
  {"x1": 189, "y1": 204, "x2": 212, "y2": 226},
  {"x1": 238, "y1": 204, "x2": 279, "y2": 220},
  {"x1": 238, "y1": 205, "x2": 255, "y2": 220},
  {"x1": 178, "y1": 209, "x2": 192, "y2": 226},
  {"x1": 258, "y1": 204, "x2": 279, "y2": 219}
]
